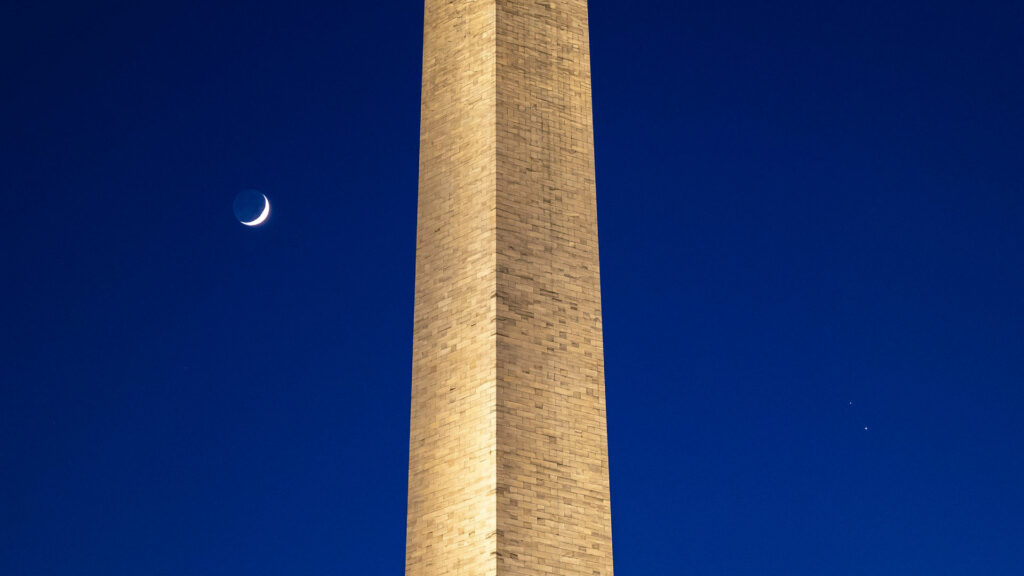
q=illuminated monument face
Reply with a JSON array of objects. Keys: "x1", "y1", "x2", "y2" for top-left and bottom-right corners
[{"x1": 406, "y1": 1, "x2": 612, "y2": 574}]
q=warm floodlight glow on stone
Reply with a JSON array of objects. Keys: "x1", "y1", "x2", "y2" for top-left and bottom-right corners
[{"x1": 406, "y1": 2, "x2": 612, "y2": 575}]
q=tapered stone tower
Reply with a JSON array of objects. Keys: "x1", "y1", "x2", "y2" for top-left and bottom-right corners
[{"x1": 407, "y1": 1, "x2": 612, "y2": 574}]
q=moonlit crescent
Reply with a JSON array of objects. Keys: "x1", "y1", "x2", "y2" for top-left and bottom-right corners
[{"x1": 242, "y1": 194, "x2": 270, "y2": 226}]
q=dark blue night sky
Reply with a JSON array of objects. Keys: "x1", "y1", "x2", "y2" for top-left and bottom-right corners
[{"x1": 2, "y1": 1, "x2": 1022, "y2": 574}]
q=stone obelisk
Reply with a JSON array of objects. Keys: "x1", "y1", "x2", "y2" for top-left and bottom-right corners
[{"x1": 406, "y1": 1, "x2": 612, "y2": 574}]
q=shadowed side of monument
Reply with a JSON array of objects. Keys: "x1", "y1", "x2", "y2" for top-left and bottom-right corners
[
  {"x1": 408, "y1": 1, "x2": 611, "y2": 574},
  {"x1": 494, "y1": 0, "x2": 612, "y2": 574}
]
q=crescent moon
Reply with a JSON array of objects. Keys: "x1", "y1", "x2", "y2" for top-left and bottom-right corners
[{"x1": 241, "y1": 194, "x2": 270, "y2": 226}]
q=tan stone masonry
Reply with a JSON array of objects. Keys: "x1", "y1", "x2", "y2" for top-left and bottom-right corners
[{"x1": 407, "y1": 1, "x2": 611, "y2": 574}]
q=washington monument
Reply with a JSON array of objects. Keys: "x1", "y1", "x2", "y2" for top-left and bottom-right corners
[{"x1": 406, "y1": 1, "x2": 613, "y2": 574}]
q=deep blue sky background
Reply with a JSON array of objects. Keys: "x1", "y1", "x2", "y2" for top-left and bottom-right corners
[{"x1": 2, "y1": 1, "x2": 1022, "y2": 574}]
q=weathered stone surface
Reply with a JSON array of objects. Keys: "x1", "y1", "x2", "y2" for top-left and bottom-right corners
[{"x1": 407, "y1": 1, "x2": 611, "y2": 574}]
